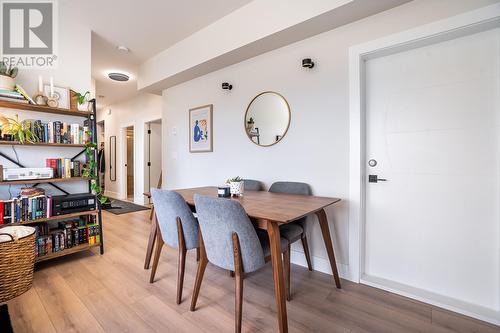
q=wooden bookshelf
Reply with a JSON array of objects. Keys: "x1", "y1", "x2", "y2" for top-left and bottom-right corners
[
  {"x1": 0, "y1": 177, "x2": 90, "y2": 185},
  {"x1": 35, "y1": 242, "x2": 101, "y2": 263},
  {"x1": 0, "y1": 141, "x2": 86, "y2": 148},
  {"x1": 0, "y1": 98, "x2": 104, "y2": 261},
  {"x1": 0, "y1": 100, "x2": 92, "y2": 118},
  {"x1": 19, "y1": 210, "x2": 98, "y2": 225}
]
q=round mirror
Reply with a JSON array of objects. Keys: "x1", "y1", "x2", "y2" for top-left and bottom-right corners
[{"x1": 244, "y1": 92, "x2": 291, "y2": 146}]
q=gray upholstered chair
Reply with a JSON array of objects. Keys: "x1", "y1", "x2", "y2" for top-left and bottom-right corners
[
  {"x1": 190, "y1": 194, "x2": 290, "y2": 333},
  {"x1": 269, "y1": 181, "x2": 312, "y2": 299},
  {"x1": 243, "y1": 179, "x2": 263, "y2": 191},
  {"x1": 150, "y1": 189, "x2": 199, "y2": 304}
]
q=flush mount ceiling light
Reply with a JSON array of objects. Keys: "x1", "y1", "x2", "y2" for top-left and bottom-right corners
[
  {"x1": 108, "y1": 72, "x2": 130, "y2": 82},
  {"x1": 117, "y1": 45, "x2": 130, "y2": 53}
]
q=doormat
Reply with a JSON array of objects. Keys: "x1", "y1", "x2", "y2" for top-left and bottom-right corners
[
  {"x1": 103, "y1": 198, "x2": 150, "y2": 215},
  {"x1": 0, "y1": 305, "x2": 14, "y2": 333}
]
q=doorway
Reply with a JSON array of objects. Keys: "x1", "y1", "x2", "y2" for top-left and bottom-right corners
[
  {"x1": 126, "y1": 126, "x2": 134, "y2": 201},
  {"x1": 350, "y1": 10, "x2": 500, "y2": 324},
  {"x1": 145, "y1": 119, "x2": 162, "y2": 204}
]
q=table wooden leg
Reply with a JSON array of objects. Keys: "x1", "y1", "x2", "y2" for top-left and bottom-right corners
[
  {"x1": 267, "y1": 221, "x2": 288, "y2": 333},
  {"x1": 144, "y1": 209, "x2": 158, "y2": 269},
  {"x1": 315, "y1": 209, "x2": 341, "y2": 289}
]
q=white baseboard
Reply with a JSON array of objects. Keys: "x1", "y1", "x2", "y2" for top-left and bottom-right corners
[
  {"x1": 290, "y1": 249, "x2": 352, "y2": 282},
  {"x1": 361, "y1": 274, "x2": 500, "y2": 326},
  {"x1": 104, "y1": 190, "x2": 121, "y2": 199}
]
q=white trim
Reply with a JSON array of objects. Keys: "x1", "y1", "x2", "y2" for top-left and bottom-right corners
[
  {"x1": 348, "y1": 3, "x2": 500, "y2": 324},
  {"x1": 361, "y1": 275, "x2": 500, "y2": 326},
  {"x1": 291, "y1": 250, "x2": 349, "y2": 280}
]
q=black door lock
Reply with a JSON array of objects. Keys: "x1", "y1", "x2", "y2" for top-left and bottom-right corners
[{"x1": 369, "y1": 175, "x2": 387, "y2": 183}]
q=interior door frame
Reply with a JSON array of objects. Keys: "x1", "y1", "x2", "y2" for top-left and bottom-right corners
[
  {"x1": 120, "y1": 123, "x2": 135, "y2": 200},
  {"x1": 348, "y1": 3, "x2": 500, "y2": 324}
]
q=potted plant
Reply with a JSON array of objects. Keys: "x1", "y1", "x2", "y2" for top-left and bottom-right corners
[
  {"x1": 0, "y1": 115, "x2": 39, "y2": 143},
  {"x1": 82, "y1": 141, "x2": 109, "y2": 205},
  {"x1": 226, "y1": 176, "x2": 244, "y2": 197},
  {"x1": 0, "y1": 62, "x2": 18, "y2": 91},
  {"x1": 74, "y1": 91, "x2": 91, "y2": 111}
]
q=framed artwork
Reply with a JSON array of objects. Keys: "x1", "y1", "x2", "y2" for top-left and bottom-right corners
[
  {"x1": 44, "y1": 85, "x2": 70, "y2": 109},
  {"x1": 189, "y1": 104, "x2": 213, "y2": 153}
]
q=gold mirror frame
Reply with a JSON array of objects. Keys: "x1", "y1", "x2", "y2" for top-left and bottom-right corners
[{"x1": 244, "y1": 91, "x2": 291, "y2": 147}]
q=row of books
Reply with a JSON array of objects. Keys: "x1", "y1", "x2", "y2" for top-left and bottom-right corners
[
  {"x1": 35, "y1": 216, "x2": 100, "y2": 257},
  {"x1": 23, "y1": 119, "x2": 91, "y2": 145},
  {"x1": 0, "y1": 188, "x2": 49, "y2": 224},
  {"x1": 46, "y1": 158, "x2": 83, "y2": 178}
]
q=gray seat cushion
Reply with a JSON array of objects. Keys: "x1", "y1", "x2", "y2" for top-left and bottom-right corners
[
  {"x1": 279, "y1": 222, "x2": 304, "y2": 242},
  {"x1": 256, "y1": 230, "x2": 289, "y2": 257}
]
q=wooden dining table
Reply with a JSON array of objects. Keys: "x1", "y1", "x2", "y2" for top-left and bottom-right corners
[{"x1": 144, "y1": 186, "x2": 341, "y2": 333}]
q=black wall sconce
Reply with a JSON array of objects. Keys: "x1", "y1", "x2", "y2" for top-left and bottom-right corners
[
  {"x1": 222, "y1": 82, "x2": 233, "y2": 90},
  {"x1": 302, "y1": 58, "x2": 315, "y2": 69}
]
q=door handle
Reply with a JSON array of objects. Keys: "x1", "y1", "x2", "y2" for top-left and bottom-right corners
[{"x1": 369, "y1": 175, "x2": 387, "y2": 183}]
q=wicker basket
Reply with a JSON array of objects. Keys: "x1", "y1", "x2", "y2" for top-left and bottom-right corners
[{"x1": 0, "y1": 226, "x2": 36, "y2": 303}]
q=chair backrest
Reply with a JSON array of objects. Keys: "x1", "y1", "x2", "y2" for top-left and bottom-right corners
[
  {"x1": 194, "y1": 194, "x2": 265, "y2": 273},
  {"x1": 243, "y1": 179, "x2": 263, "y2": 191},
  {"x1": 151, "y1": 189, "x2": 199, "y2": 250},
  {"x1": 269, "y1": 181, "x2": 312, "y2": 196}
]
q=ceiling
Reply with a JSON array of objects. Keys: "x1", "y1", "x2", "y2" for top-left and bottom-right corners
[{"x1": 64, "y1": 0, "x2": 253, "y2": 108}]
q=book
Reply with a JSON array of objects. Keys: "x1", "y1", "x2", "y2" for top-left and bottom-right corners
[
  {"x1": 14, "y1": 84, "x2": 35, "y2": 104},
  {"x1": 0, "y1": 96, "x2": 29, "y2": 104}
]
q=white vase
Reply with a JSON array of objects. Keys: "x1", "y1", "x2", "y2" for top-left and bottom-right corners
[
  {"x1": 0, "y1": 75, "x2": 15, "y2": 91},
  {"x1": 77, "y1": 101, "x2": 90, "y2": 112},
  {"x1": 229, "y1": 181, "x2": 244, "y2": 197}
]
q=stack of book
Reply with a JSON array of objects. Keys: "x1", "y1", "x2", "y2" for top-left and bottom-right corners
[
  {"x1": 0, "y1": 89, "x2": 28, "y2": 104},
  {"x1": 23, "y1": 119, "x2": 91, "y2": 145},
  {"x1": 46, "y1": 158, "x2": 82, "y2": 178},
  {"x1": 0, "y1": 187, "x2": 50, "y2": 224},
  {"x1": 34, "y1": 215, "x2": 98, "y2": 257}
]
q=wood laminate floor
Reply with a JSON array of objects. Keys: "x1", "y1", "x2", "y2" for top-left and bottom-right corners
[{"x1": 7, "y1": 210, "x2": 500, "y2": 333}]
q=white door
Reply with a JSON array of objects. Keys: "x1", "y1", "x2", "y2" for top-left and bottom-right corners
[{"x1": 364, "y1": 28, "x2": 500, "y2": 313}]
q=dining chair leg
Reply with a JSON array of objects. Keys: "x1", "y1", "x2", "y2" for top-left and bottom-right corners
[
  {"x1": 300, "y1": 234, "x2": 313, "y2": 271},
  {"x1": 176, "y1": 217, "x2": 187, "y2": 305},
  {"x1": 315, "y1": 209, "x2": 341, "y2": 289},
  {"x1": 229, "y1": 271, "x2": 235, "y2": 277},
  {"x1": 144, "y1": 208, "x2": 157, "y2": 269},
  {"x1": 196, "y1": 247, "x2": 200, "y2": 262},
  {"x1": 149, "y1": 203, "x2": 155, "y2": 220},
  {"x1": 283, "y1": 243, "x2": 291, "y2": 301},
  {"x1": 149, "y1": 229, "x2": 164, "y2": 283},
  {"x1": 232, "y1": 233, "x2": 244, "y2": 333},
  {"x1": 190, "y1": 232, "x2": 208, "y2": 311}
]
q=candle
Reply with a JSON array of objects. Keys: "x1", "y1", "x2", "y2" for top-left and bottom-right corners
[
  {"x1": 38, "y1": 75, "x2": 43, "y2": 92},
  {"x1": 49, "y1": 77, "x2": 54, "y2": 97}
]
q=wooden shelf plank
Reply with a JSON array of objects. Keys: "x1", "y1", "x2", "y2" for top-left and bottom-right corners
[
  {"x1": 35, "y1": 242, "x2": 100, "y2": 263},
  {"x1": 0, "y1": 141, "x2": 87, "y2": 148},
  {"x1": 18, "y1": 210, "x2": 98, "y2": 225},
  {"x1": 0, "y1": 100, "x2": 93, "y2": 118},
  {"x1": 0, "y1": 177, "x2": 90, "y2": 185}
]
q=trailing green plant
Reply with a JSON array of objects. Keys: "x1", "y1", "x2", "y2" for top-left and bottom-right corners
[
  {"x1": 226, "y1": 176, "x2": 242, "y2": 183},
  {"x1": 0, "y1": 61, "x2": 18, "y2": 78},
  {"x1": 83, "y1": 136, "x2": 109, "y2": 205},
  {"x1": 75, "y1": 91, "x2": 90, "y2": 105},
  {"x1": 0, "y1": 115, "x2": 39, "y2": 143}
]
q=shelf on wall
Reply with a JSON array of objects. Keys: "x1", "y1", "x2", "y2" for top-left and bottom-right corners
[
  {"x1": 0, "y1": 100, "x2": 93, "y2": 118},
  {"x1": 16, "y1": 210, "x2": 98, "y2": 225},
  {"x1": 0, "y1": 141, "x2": 87, "y2": 148},
  {"x1": 0, "y1": 177, "x2": 91, "y2": 185},
  {"x1": 35, "y1": 242, "x2": 101, "y2": 263}
]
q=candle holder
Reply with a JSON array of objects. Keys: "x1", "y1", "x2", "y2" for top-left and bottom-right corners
[
  {"x1": 32, "y1": 92, "x2": 47, "y2": 106},
  {"x1": 46, "y1": 96, "x2": 58, "y2": 108}
]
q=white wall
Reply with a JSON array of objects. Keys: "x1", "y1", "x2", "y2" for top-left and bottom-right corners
[
  {"x1": 162, "y1": 0, "x2": 499, "y2": 278},
  {"x1": 96, "y1": 93, "x2": 162, "y2": 204},
  {"x1": 0, "y1": 1, "x2": 91, "y2": 199}
]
